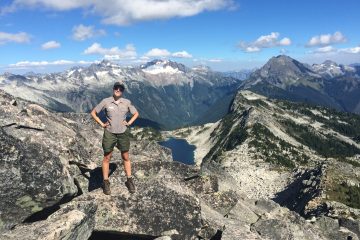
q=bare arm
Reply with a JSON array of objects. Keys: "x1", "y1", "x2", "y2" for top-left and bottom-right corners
[
  {"x1": 90, "y1": 109, "x2": 109, "y2": 128},
  {"x1": 123, "y1": 111, "x2": 139, "y2": 126}
]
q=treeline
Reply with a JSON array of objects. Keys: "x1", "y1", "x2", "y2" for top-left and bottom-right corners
[
  {"x1": 248, "y1": 123, "x2": 303, "y2": 169},
  {"x1": 277, "y1": 99, "x2": 360, "y2": 142},
  {"x1": 281, "y1": 119, "x2": 360, "y2": 158},
  {"x1": 328, "y1": 182, "x2": 360, "y2": 209}
]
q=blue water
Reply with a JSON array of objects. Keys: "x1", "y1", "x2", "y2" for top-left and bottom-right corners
[{"x1": 158, "y1": 137, "x2": 196, "y2": 165}]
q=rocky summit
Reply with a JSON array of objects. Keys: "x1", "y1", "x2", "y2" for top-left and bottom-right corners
[
  {"x1": 1, "y1": 82, "x2": 360, "y2": 240},
  {"x1": 240, "y1": 55, "x2": 360, "y2": 114}
]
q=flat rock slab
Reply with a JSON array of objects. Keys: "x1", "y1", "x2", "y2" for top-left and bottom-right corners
[{"x1": 73, "y1": 178, "x2": 202, "y2": 239}]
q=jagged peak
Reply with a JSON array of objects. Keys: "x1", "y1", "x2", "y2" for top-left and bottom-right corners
[{"x1": 140, "y1": 59, "x2": 190, "y2": 74}]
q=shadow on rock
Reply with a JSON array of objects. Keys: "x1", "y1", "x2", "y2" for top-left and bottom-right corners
[
  {"x1": 77, "y1": 163, "x2": 117, "y2": 192},
  {"x1": 89, "y1": 231, "x2": 157, "y2": 240},
  {"x1": 272, "y1": 166, "x2": 324, "y2": 217}
]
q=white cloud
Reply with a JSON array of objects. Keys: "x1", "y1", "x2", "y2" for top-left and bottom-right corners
[
  {"x1": 208, "y1": 59, "x2": 222, "y2": 62},
  {"x1": 306, "y1": 31, "x2": 346, "y2": 47},
  {"x1": 280, "y1": 48, "x2": 289, "y2": 54},
  {"x1": 145, "y1": 48, "x2": 171, "y2": 58},
  {"x1": 143, "y1": 48, "x2": 193, "y2": 59},
  {"x1": 7, "y1": 60, "x2": 95, "y2": 71},
  {"x1": 339, "y1": 46, "x2": 360, "y2": 54},
  {"x1": 172, "y1": 51, "x2": 192, "y2": 58},
  {"x1": 72, "y1": 24, "x2": 106, "y2": 41},
  {"x1": 3, "y1": 0, "x2": 235, "y2": 25},
  {"x1": 312, "y1": 46, "x2": 337, "y2": 53},
  {"x1": 279, "y1": 37, "x2": 291, "y2": 46},
  {"x1": 84, "y1": 42, "x2": 137, "y2": 59},
  {"x1": 41, "y1": 40, "x2": 61, "y2": 50},
  {"x1": 238, "y1": 32, "x2": 291, "y2": 53},
  {"x1": 243, "y1": 46, "x2": 260, "y2": 52},
  {"x1": 308, "y1": 45, "x2": 360, "y2": 55},
  {"x1": 0, "y1": 31, "x2": 30, "y2": 44},
  {"x1": 9, "y1": 60, "x2": 75, "y2": 67}
]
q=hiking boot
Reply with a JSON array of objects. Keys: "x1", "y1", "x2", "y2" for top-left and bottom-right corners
[
  {"x1": 103, "y1": 179, "x2": 111, "y2": 195},
  {"x1": 125, "y1": 177, "x2": 136, "y2": 193}
]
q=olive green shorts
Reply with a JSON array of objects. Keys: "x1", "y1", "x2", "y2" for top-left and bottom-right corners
[{"x1": 102, "y1": 128, "x2": 131, "y2": 155}]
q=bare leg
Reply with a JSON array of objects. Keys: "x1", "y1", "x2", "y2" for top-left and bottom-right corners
[
  {"x1": 102, "y1": 152, "x2": 112, "y2": 180},
  {"x1": 121, "y1": 151, "x2": 131, "y2": 177}
]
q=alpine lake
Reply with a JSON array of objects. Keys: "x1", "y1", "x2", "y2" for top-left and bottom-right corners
[{"x1": 158, "y1": 137, "x2": 196, "y2": 165}]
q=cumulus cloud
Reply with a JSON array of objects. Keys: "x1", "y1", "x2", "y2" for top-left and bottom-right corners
[
  {"x1": 306, "y1": 31, "x2": 346, "y2": 47},
  {"x1": 238, "y1": 32, "x2": 291, "y2": 53},
  {"x1": 84, "y1": 42, "x2": 137, "y2": 59},
  {"x1": 145, "y1": 48, "x2": 171, "y2": 58},
  {"x1": 279, "y1": 37, "x2": 291, "y2": 46},
  {"x1": 143, "y1": 48, "x2": 193, "y2": 59},
  {"x1": 2, "y1": 0, "x2": 235, "y2": 25},
  {"x1": 72, "y1": 24, "x2": 106, "y2": 41},
  {"x1": 172, "y1": 51, "x2": 192, "y2": 58},
  {"x1": 0, "y1": 31, "x2": 31, "y2": 44},
  {"x1": 41, "y1": 40, "x2": 61, "y2": 50}
]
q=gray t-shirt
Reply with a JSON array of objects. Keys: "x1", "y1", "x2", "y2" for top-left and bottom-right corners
[{"x1": 94, "y1": 96, "x2": 138, "y2": 133}]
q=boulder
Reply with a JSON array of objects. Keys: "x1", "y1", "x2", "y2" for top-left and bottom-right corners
[
  {"x1": 0, "y1": 201, "x2": 97, "y2": 240},
  {"x1": 0, "y1": 128, "x2": 78, "y2": 230}
]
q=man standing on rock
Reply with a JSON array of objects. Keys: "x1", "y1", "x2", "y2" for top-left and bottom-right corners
[{"x1": 91, "y1": 82, "x2": 139, "y2": 195}]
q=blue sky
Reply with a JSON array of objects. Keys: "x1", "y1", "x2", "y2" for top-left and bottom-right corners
[{"x1": 0, "y1": 0, "x2": 360, "y2": 73}]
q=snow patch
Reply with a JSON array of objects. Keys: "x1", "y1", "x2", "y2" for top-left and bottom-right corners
[
  {"x1": 241, "y1": 90, "x2": 267, "y2": 100},
  {"x1": 142, "y1": 65, "x2": 181, "y2": 75}
]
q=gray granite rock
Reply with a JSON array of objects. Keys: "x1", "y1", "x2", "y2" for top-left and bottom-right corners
[
  {"x1": 0, "y1": 128, "x2": 78, "y2": 230},
  {"x1": 0, "y1": 201, "x2": 97, "y2": 240}
]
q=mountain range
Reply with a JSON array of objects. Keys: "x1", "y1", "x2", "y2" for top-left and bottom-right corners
[
  {"x1": 1, "y1": 55, "x2": 360, "y2": 238},
  {"x1": 0, "y1": 59, "x2": 243, "y2": 129},
  {"x1": 1, "y1": 55, "x2": 360, "y2": 131},
  {"x1": 240, "y1": 55, "x2": 360, "y2": 114}
]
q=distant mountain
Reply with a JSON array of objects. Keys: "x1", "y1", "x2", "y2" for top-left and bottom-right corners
[
  {"x1": 350, "y1": 63, "x2": 360, "y2": 67},
  {"x1": 0, "y1": 59, "x2": 242, "y2": 129},
  {"x1": 240, "y1": 55, "x2": 360, "y2": 114},
  {"x1": 312, "y1": 60, "x2": 360, "y2": 79},
  {"x1": 220, "y1": 69, "x2": 253, "y2": 81}
]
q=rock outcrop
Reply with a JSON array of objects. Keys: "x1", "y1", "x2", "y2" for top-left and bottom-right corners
[
  {"x1": 0, "y1": 89, "x2": 205, "y2": 239},
  {"x1": 0, "y1": 201, "x2": 97, "y2": 240},
  {"x1": 1, "y1": 88, "x2": 360, "y2": 239},
  {"x1": 0, "y1": 92, "x2": 79, "y2": 229}
]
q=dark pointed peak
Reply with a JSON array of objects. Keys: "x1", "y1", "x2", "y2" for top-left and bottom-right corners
[
  {"x1": 322, "y1": 60, "x2": 338, "y2": 66},
  {"x1": 266, "y1": 55, "x2": 297, "y2": 65}
]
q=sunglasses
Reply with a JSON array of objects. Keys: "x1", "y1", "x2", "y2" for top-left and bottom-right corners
[{"x1": 113, "y1": 87, "x2": 124, "y2": 92}]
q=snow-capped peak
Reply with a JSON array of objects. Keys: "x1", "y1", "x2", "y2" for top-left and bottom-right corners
[
  {"x1": 312, "y1": 60, "x2": 355, "y2": 78},
  {"x1": 141, "y1": 59, "x2": 188, "y2": 75}
]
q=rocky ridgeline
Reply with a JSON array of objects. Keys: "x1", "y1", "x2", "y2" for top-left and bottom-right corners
[
  {"x1": 170, "y1": 90, "x2": 360, "y2": 239},
  {"x1": 1, "y1": 89, "x2": 360, "y2": 239}
]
